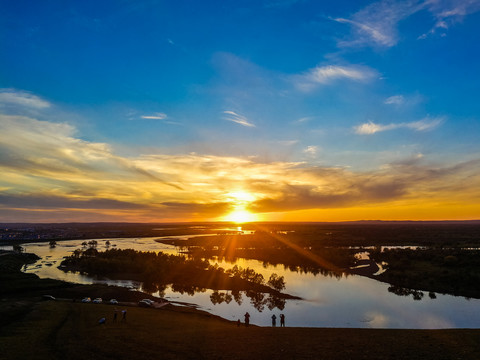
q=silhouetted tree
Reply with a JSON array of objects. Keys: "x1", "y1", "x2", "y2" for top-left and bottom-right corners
[{"x1": 268, "y1": 273, "x2": 286, "y2": 291}]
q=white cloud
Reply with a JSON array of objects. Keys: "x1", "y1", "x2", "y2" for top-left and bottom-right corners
[
  {"x1": 355, "y1": 121, "x2": 392, "y2": 135},
  {"x1": 140, "y1": 113, "x2": 167, "y2": 120},
  {"x1": 334, "y1": 0, "x2": 480, "y2": 48},
  {"x1": 293, "y1": 65, "x2": 378, "y2": 92},
  {"x1": 407, "y1": 117, "x2": 444, "y2": 131},
  {"x1": 384, "y1": 94, "x2": 424, "y2": 107},
  {"x1": 334, "y1": 16, "x2": 398, "y2": 47},
  {"x1": 303, "y1": 145, "x2": 318, "y2": 156},
  {"x1": 333, "y1": 1, "x2": 426, "y2": 48},
  {"x1": 0, "y1": 89, "x2": 51, "y2": 109},
  {"x1": 294, "y1": 116, "x2": 315, "y2": 124},
  {"x1": 355, "y1": 117, "x2": 444, "y2": 134},
  {"x1": 420, "y1": 0, "x2": 480, "y2": 39},
  {"x1": 223, "y1": 110, "x2": 256, "y2": 127},
  {"x1": 384, "y1": 95, "x2": 405, "y2": 105}
]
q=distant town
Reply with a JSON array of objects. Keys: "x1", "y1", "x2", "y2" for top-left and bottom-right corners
[{"x1": 0, "y1": 223, "x2": 190, "y2": 243}]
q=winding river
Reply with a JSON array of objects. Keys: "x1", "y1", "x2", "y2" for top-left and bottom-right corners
[{"x1": 9, "y1": 235, "x2": 480, "y2": 329}]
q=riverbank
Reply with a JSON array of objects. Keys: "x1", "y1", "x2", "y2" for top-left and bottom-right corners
[
  {"x1": 2, "y1": 299, "x2": 480, "y2": 360},
  {"x1": 2, "y1": 251, "x2": 480, "y2": 359}
]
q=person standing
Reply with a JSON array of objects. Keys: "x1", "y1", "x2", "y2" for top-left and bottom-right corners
[
  {"x1": 271, "y1": 314, "x2": 277, "y2": 327},
  {"x1": 244, "y1": 312, "x2": 250, "y2": 327},
  {"x1": 280, "y1": 314, "x2": 285, "y2": 327}
]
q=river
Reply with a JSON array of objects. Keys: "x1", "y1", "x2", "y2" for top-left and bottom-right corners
[{"x1": 10, "y1": 235, "x2": 480, "y2": 329}]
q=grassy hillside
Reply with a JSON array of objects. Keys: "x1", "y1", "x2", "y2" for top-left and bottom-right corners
[
  {"x1": 2, "y1": 250, "x2": 480, "y2": 359},
  {"x1": 1, "y1": 300, "x2": 480, "y2": 360}
]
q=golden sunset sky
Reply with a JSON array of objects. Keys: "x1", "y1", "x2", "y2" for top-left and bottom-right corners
[{"x1": 1, "y1": 1, "x2": 480, "y2": 222}]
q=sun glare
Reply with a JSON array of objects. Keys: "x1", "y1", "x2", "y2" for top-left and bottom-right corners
[
  {"x1": 224, "y1": 209, "x2": 257, "y2": 223},
  {"x1": 220, "y1": 190, "x2": 260, "y2": 222}
]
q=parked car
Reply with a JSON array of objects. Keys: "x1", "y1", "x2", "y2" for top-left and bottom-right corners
[
  {"x1": 42, "y1": 295, "x2": 56, "y2": 301},
  {"x1": 81, "y1": 297, "x2": 91, "y2": 303},
  {"x1": 93, "y1": 298, "x2": 103, "y2": 304},
  {"x1": 138, "y1": 299, "x2": 154, "y2": 307},
  {"x1": 109, "y1": 299, "x2": 118, "y2": 305}
]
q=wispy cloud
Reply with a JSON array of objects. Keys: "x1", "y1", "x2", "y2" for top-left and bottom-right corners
[
  {"x1": 293, "y1": 64, "x2": 378, "y2": 92},
  {"x1": 139, "y1": 112, "x2": 181, "y2": 125},
  {"x1": 223, "y1": 110, "x2": 256, "y2": 127},
  {"x1": 384, "y1": 94, "x2": 424, "y2": 107},
  {"x1": 333, "y1": 16, "x2": 399, "y2": 47},
  {"x1": 333, "y1": 1, "x2": 425, "y2": 48},
  {"x1": 355, "y1": 117, "x2": 445, "y2": 134},
  {"x1": 0, "y1": 89, "x2": 51, "y2": 109},
  {"x1": 249, "y1": 158, "x2": 480, "y2": 213},
  {"x1": 140, "y1": 112, "x2": 167, "y2": 120},
  {"x1": 419, "y1": 0, "x2": 480, "y2": 39},
  {"x1": 384, "y1": 95, "x2": 405, "y2": 105},
  {"x1": 293, "y1": 116, "x2": 315, "y2": 124},
  {"x1": 334, "y1": 0, "x2": 480, "y2": 48}
]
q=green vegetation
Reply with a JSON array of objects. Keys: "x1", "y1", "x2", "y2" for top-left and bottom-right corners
[
  {"x1": 60, "y1": 248, "x2": 296, "y2": 301},
  {"x1": 2, "y1": 236, "x2": 480, "y2": 359},
  {"x1": 160, "y1": 232, "x2": 357, "y2": 276},
  {"x1": 0, "y1": 251, "x2": 70, "y2": 297},
  {"x1": 0, "y1": 251, "x2": 158, "y2": 327},
  {"x1": 370, "y1": 248, "x2": 480, "y2": 298},
  {"x1": 157, "y1": 225, "x2": 480, "y2": 299}
]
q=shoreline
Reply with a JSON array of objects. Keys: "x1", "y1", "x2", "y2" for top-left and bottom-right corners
[
  {"x1": 2, "y1": 300, "x2": 480, "y2": 360},
  {"x1": 2, "y1": 252, "x2": 480, "y2": 359}
]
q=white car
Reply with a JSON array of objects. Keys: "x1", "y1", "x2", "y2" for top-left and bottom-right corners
[
  {"x1": 81, "y1": 297, "x2": 91, "y2": 303},
  {"x1": 139, "y1": 299, "x2": 154, "y2": 307},
  {"x1": 109, "y1": 299, "x2": 118, "y2": 305},
  {"x1": 92, "y1": 298, "x2": 103, "y2": 304}
]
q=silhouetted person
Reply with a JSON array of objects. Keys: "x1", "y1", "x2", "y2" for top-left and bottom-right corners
[
  {"x1": 237, "y1": 319, "x2": 241, "y2": 327},
  {"x1": 271, "y1": 314, "x2": 276, "y2": 327},
  {"x1": 280, "y1": 314, "x2": 285, "y2": 327},
  {"x1": 121, "y1": 309, "x2": 127, "y2": 322},
  {"x1": 244, "y1": 312, "x2": 250, "y2": 327},
  {"x1": 113, "y1": 308, "x2": 118, "y2": 322}
]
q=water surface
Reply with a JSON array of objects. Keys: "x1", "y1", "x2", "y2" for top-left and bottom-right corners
[{"x1": 19, "y1": 237, "x2": 480, "y2": 329}]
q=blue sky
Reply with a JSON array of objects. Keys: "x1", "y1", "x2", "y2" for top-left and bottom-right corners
[{"x1": 1, "y1": 0, "x2": 480, "y2": 222}]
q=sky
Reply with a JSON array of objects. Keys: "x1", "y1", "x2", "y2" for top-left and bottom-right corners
[{"x1": 1, "y1": 0, "x2": 480, "y2": 223}]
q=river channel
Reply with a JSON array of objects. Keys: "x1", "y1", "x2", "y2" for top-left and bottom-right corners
[{"x1": 12, "y1": 234, "x2": 480, "y2": 329}]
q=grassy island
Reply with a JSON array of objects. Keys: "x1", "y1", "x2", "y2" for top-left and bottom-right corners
[{"x1": 60, "y1": 248, "x2": 299, "y2": 302}]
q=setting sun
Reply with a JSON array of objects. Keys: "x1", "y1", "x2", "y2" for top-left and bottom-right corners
[
  {"x1": 223, "y1": 209, "x2": 257, "y2": 223},
  {"x1": 221, "y1": 190, "x2": 259, "y2": 223}
]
